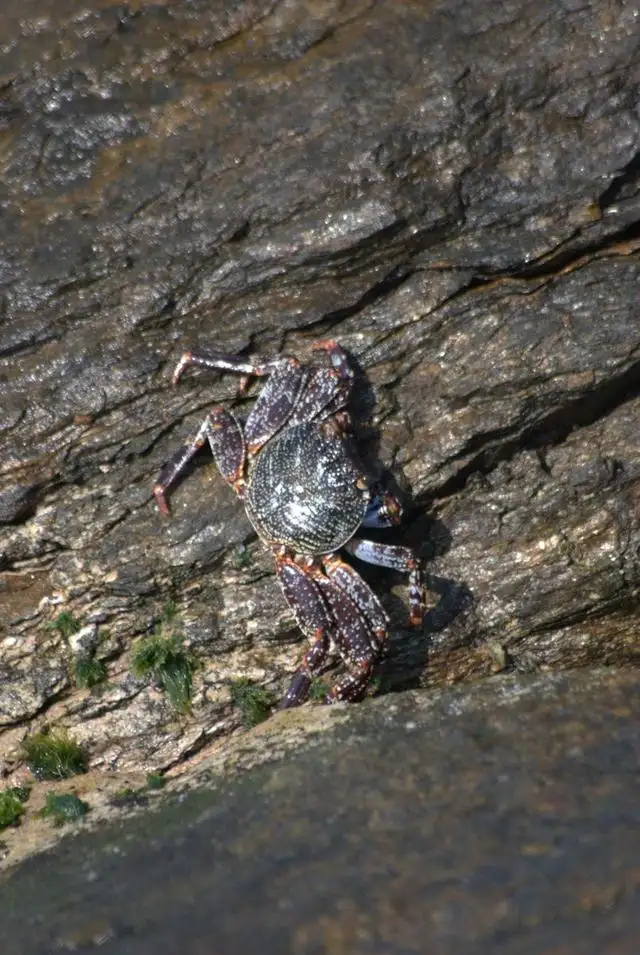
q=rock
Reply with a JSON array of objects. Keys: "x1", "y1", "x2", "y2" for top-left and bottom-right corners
[
  {"x1": 0, "y1": 0, "x2": 638, "y2": 781},
  {"x1": 1, "y1": 669, "x2": 638, "y2": 954}
]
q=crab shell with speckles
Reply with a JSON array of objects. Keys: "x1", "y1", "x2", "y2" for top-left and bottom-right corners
[{"x1": 153, "y1": 340, "x2": 425, "y2": 709}]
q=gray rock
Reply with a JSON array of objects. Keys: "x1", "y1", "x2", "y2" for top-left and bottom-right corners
[
  {"x1": 0, "y1": 0, "x2": 638, "y2": 778},
  {"x1": 1, "y1": 669, "x2": 638, "y2": 954}
]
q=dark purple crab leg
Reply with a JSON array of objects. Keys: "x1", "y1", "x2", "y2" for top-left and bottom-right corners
[
  {"x1": 206, "y1": 407, "x2": 246, "y2": 490},
  {"x1": 322, "y1": 555, "x2": 389, "y2": 650},
  {"x1": 326, "y1": 659, "x2": 374, "y2": 704},
  {"x1": 275, "y1": 556, "x2": 332, "y2": 708},
  {"x1": 313, "y1": 574, "x2": 379, "y2": 703},
  {"x1": 153, "y1": 406, "x2": 245, "y2": 513},
  {"x1": 307, "y1": 339, "x2": 358, "y2": 422},
  {"x1": 154, "y1": 434, "x2": 206, "y2": 515},
  {"x1": 245, "y1": 342, "x2": 357, "y2": 447},
  {"x1": 244, "y1": 359, "x2": 309, "y2": 453},
  {"x1": 343, "y1": 538, "x2": 425, "y2": 627},
  {"x1": 278, "y1": 633, "x2": 329, "y2": 709},
  {"x1": 172, "y1": 348, "x2": 312, "y2": 454},
  {"x1": 312, "y1": 339, "x2": 355, "y2": 381},
  {"x1": 171, "y1": 349, "x2": 282, "y2": 385},
  {"x1": 287, "y1": 368, "x2": 352, "y2": 426}
]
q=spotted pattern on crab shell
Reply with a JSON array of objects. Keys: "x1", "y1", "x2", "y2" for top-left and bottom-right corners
[{"x1": 245, "y1": 422, "x2": 368, "y2": 554}]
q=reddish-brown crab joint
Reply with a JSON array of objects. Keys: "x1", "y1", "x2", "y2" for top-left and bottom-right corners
[{"x1": 153, "y1": 341, "x2": 426, "y2": 708}]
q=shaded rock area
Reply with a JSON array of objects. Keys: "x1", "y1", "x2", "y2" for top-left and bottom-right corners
[
  {"x1": 1, "y1": 669, "x2": 639, "y2": 955},
  {"x1": 0, "y1": 0, "x2": 639, "y2": 886}
]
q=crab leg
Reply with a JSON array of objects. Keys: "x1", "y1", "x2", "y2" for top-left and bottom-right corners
[
  {"x1": 276, "y1": 557, "x2": 330, "y2": 640},
  {"x1": 244, "y1": 359, "x2": 308, "y2": 452},
  {"x1": 275, "y1": 556, "x2": 332, "y2": 708},
  {"x1": 314, "y1": 575, "x2": 379, "y2": 703},
  {"x1": 205, "y1": 407, "x2": 246, "y2": 489},
  {"x1": 153, "y1": 434, "x2": 206, "y2": 515},
  {"x1": 312, "y1": 339, "x2": 355, "y2": 381},
  {"x1": 326, "y1": 659, "x2": 375, "y2": 704},
  {"x1": 308, "y1": 339, "x2": 359, "y2": 422},
  {"x1": 322, "y1": 555, "x2": 388, "y2": 650},
  {"x1": 171, "y1": 349, "x2": 283, "y2": 385},
  {"x1": 153, "y1": 407, "x2": 245, "y2": 513},
  {"x1": 343, "y1": 538, "x2": 425, "y2": 627},
  {"x1": 276, "y1": 555, "x2": 381, "y2": 706},
  {"x1": 288, "y1": 368, "x2": 352, "y2": 425},
  {"x1": 278, "y1": 633, "x2": 329, "y2": 709}
]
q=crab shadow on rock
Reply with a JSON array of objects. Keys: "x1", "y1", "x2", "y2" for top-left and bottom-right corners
[
  {"x1": 359, "y1": 512, "x2": 475, "y2": 696},
  {"x1": 155, "y1": 340, "x2": 473, "y2": 705},
  {"x1": 327, "y1": 347, "x2": 474, "y2": 696}
]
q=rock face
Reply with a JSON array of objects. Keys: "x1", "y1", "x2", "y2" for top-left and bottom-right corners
[
  {"x1": 1, "y1": 0, "x2": 639, "y2": 781},
  {"x1": 1, "y1": 669, "x2": 639, "y2": 954}
]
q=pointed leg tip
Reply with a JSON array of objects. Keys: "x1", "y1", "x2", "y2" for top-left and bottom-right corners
[
  {"x1": 172, "y1": 351, "x2": 193, "y2": 385},
  {"x1": 153, "y1": 486, "x2": 171, "y2": 515},
  {"x1": 312, "y1": 338, "x2": 338, "y2": 352}
]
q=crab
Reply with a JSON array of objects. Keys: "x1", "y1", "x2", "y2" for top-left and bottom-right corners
[{"x1": 153, "y1": 340, "x2": 425, "y2": 708}]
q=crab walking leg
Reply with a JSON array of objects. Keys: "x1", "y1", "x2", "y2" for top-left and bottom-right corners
[
  {"x1": 312, "y1": 339, "x2": 355, "y2": 381},
  {"x1": 314, "y1": 575, "x2": 379, "y2": 703},
  {"x1": 205, "y1": 407, "x2": 246, "y2": 489},
  {"x1": 153, "y1": 407, "x2": 245, "y2": 513},
  {"x1": 326, "y1": 659, "x2": 375, "y2": 704},
  {"x1": 288, "y1": 368, "x2": 352, "y2": 425},
  {"x1": 322, "y1": 555, "x2": 389, "y2": 650},
  {"x1": 244, "y1": 359, "x2": 309, "y2": 453},
  {"x1": 153, "y1": 434, "x2": 206, "y2": 515},
  {"x1": 343, "y1": 538, "x2": 425, "y2": 627},
  {"x1": 276, "y1": 557, "x2": 332, "y2": 640},
  {"x1": 278, "y1": 632, "x2": 329, "y2": 709},
  {"x1": 171, "y1": 349, "x2": 285, "y2": 386},
  {"x1": 275, "y1": 556, "x2": 332, "y2": 708}
]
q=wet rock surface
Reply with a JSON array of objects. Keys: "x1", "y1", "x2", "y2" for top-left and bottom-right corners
[
  {"x1": 0, "y1": 0, "x2": 639, "y2": 887},
  {"x1": 2, "y1": 669, "x2": 639, "y2": 955}
]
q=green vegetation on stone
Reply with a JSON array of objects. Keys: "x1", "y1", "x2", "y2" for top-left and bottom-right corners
[
  {"x1": 366, "y1": 676, "x2": 383, "y2": 697},
  {"x1": 0, "y1": 787, "x2": 30, "y2": 831},
  {"x1": 40, "y1": 792, "x2": 89, "y2": 827},
  {"x1": 47, "y1": 611, "x2": 81, "y2": 638},
  {"x1": 109, "y1": 773, "x2": 165, "y2": 811},
  {"x1": 110, "y1": 787, "x2": 149, "y2": 809},
  {"x1": 232, "y1": 544, "x2": 253, "y2": 569},
  {"x1": 145, "y1": 773, "x2": 165, "y2": 790},
  {"x1": 308, "y1": 678, "x2": 329, "y2": 702},
  {"x1": 161, "y1": 599, "x2": 178, "y2": 624},
  {"x1": 21, "y1": 730, "x2": 88, "y2": 781},
  {"x1": 229, "y1": 679, "x2": 277, "y2": 728},
  {"x1": 131, "y1": 633, "x2": 196, "y2": 713},
  {"x1": 74, "y1": 655, "x2": 107, "y2": 689}
]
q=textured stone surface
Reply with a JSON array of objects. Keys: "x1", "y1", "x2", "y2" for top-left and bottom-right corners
[
  {"x1": 1, "y1": 669, "x2": 639, "y2": 954},
  {"x1": 0, "y1": 0, "x2": 639, "y2": 787}
]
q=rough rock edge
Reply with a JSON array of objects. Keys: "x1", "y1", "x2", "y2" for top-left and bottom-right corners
[{"x1": 2, "y1": 667, "x2": 634, "y2": 875}]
